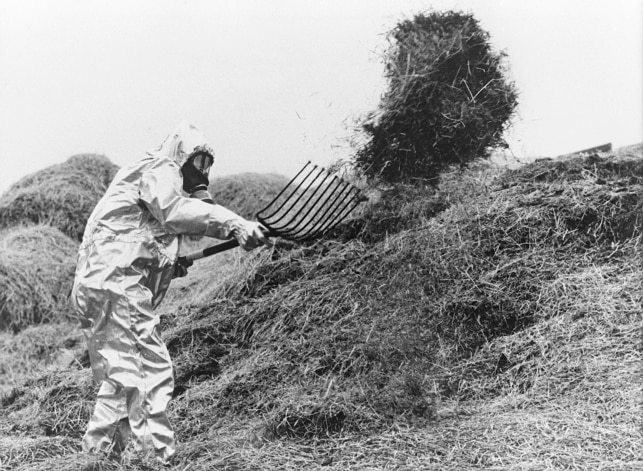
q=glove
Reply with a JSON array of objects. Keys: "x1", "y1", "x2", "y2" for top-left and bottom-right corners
[
  {"x1": 172, "y1": 256, "x2": 194, "y2": 279},
  {"x1": 228, "y1": 219, "x2": 271, "y2": 251}
]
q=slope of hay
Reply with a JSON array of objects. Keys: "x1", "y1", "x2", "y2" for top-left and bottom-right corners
[
  {"x1": 0, "y1": 224, "x2": 77, "y2": 332},
  {"x1": 167, "y1": 148, "x2": 642, "y2": 453},
  {"x1": 1, "y1": 147, "x2": 641, "y2": 470},
  {"x1": 0, "y1": 154, "x2": 119, "y2": 241},
  {"x1": 0, "y1": 321, "x2": 84, "y2": 396}
]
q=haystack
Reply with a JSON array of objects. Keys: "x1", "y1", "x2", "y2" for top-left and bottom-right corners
[
  {"x1": 0, "y1": 154, "x2": 119, "y2": 241},
  {"x1": 0, "y1": 224, "x2": 77, "y2": 332}
]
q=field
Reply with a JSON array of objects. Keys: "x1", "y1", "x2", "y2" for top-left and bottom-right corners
[{"x1": 0, "y1": 145, "x2": 641, "y2": 470}]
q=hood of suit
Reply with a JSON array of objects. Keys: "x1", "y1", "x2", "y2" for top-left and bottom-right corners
[{"x1": 146, "y1": 121, "x2": 214, "y2": 168}]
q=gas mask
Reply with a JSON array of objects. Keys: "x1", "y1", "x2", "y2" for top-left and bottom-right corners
[{"x1": 181, "y1": 151, "x2": 214, "y2": 204}]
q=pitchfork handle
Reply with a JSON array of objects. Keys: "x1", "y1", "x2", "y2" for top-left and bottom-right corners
[
  {"x1": 181, "y1": 228, "x2": 273, "y2": 263},
  {"x1": 187, "y1": 239, "x2": 241, "y2": 261}
]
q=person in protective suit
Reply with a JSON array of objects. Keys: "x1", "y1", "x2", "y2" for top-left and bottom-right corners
[{"x1": 71, "y1": 121, "x2": 269, "y2": 463}]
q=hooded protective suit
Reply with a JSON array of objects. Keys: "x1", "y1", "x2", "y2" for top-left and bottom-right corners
[{"x1": 71, "y1": 122, "x2": 263, "y2": 461}]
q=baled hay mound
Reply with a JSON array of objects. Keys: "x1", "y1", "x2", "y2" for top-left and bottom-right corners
[
  {"x1": 209, "y1": 173, "x2": 290, "y2": 220},
  {"x1": 0, "y1": 224, "x2": 77, "y2": 332},
  {"x1": 0, "y1": 154, "x2": 119, "y2": 241}
]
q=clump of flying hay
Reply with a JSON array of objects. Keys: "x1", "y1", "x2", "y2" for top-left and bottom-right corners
[
  {"x1": 209, "y1": 173, "x2": 290, "y2": 220},
  {"x1": 354, "y1": 10, "x2": 518, "y2": 184},
  {"x1": 0, "y1": 154, "x2": 119, "y2": 241},
  {"x1": 0, "y1": 224, "x2": 78, "y2": 332}
]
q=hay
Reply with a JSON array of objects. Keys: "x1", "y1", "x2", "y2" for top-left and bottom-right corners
[
  {"x1": 0, "y1": 436, "x2": 80, "y2": 471},
  {"x1": 354, "y1": 10, "x2": 518, "y2": 183},
  {"x1": 0, "y1": 153, "x2": 119, "y2": 241},
  {"x1": 0, "y1": 224, "x2": 78, "y2": 332},
  {"x1": 1, "y1": 368, "x2": 95, "y2": 436},
  {"x1": 0, "y1": 321, "x2": 84, "y2": 396},
  {"x1": 164, "y1": 149, "x2": 641, "y2": 439},
  {"x1": 0, "y1": 148, "x2": 641, "y2": 470}
]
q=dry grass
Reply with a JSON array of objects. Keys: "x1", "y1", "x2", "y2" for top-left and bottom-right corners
[
  {"x1": 0, "y1": 321, "x2": 84, "y2": 396},
  {"x1": 0, "y1": 224, "x2": 78, "y2": 332},
  {"x1": 0, "y1": 154, "x2": 119, "y2": 241},
  {"x1": 1, "y1": 146, "x2": 641, "y2": 470},
  {"x1": 354, "y1": 11, "x2": 518, "y2": 183}
]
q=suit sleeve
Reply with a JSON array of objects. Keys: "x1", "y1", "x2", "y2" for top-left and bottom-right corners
[{"x1": 138, "y1": 159, "x2": 243, "y2": 239}]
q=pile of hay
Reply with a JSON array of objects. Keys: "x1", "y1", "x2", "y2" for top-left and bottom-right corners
[
  {"x1": 0, "y1": 321, "x2": 84, "y2": 396},
  {"x1": 0, "y1": 224, "x2": 77, "y2": 332},
  {"x1": 1, "y1": 147, "x2": 640, "y2": 470},
  {"x1": 162, "y1": 148, "x2": 641, "y2": 440},
  {"x1": 0, "y1": 154, "x2": 119, "y2": 241}
]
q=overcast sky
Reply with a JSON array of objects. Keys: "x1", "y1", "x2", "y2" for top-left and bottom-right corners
[{"x1": 1, "y1": 0, "x2": 641, "y2": 193}]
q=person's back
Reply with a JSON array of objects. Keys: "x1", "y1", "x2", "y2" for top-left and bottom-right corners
[{"x1": 80, "y1": 158, "x2": 153, "y2": 243}]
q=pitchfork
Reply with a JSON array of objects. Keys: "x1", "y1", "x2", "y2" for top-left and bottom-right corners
[{"x1": 179, "y1": 162, "x2": 365, "y2": 264}]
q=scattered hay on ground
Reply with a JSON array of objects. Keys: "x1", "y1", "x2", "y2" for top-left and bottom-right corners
[
  {"x1": 1, "y1": 369, "x2": 95, "y2": 438},
  {"x1": 0, "y1": 153, "x2": 119, "y2": 241},
  {"x1": 0, "y1": 321, "x2": 84, "y2": 396},
  {"x1": 0, "y1": 224, "x2": 78, "y2": 332}
]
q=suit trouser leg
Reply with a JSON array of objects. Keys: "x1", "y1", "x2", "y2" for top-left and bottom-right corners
[
  {"x1": 82, "y1": 379, "x2": 132, "y2": 454},
  {"x1": 127, "y1": 326, "x2": 175, "y2": 461}
]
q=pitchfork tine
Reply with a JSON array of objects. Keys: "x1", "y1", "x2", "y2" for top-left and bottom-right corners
[
  {"x1": 276, "y1": 175, "x2": 345, "y2": 239},
  {"x1": 279, "y1": 172, "x2": 337, "y2": 235},
  {"x1": 258, "y1": 161, "x2": 317, "y2": 225},
  {"x1": 295, "y1": 180, "x2": 354, "y2": 237},
  {"x1": 260, "y1": 165, "x2": 328, "y2": 233},
  {"x1": 301, "y1": 187, "x2": 360, "y2": 241},
  {"x1": 306, "y1": 192, "x2": 362, "y2": 240},
  {"x1": 279, "y1": 181, "x2": 351, "y2": 241},
  {"x1": 293, "y1": 182, "x2": 351, "y2": 240}
]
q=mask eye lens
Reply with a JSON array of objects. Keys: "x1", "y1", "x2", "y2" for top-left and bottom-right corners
[{"x1": 192, "y1": 153, "x2": 213, "y2": 174}]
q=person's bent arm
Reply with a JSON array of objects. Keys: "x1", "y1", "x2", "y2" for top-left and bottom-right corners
[{"x1": 139, "y1": 159, "x2": 269, "y2": 248}]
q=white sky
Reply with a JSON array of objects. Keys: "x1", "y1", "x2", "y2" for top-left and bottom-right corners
[{"x1": 0, "y1": 0, "x2": 641, "y2": 193}]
